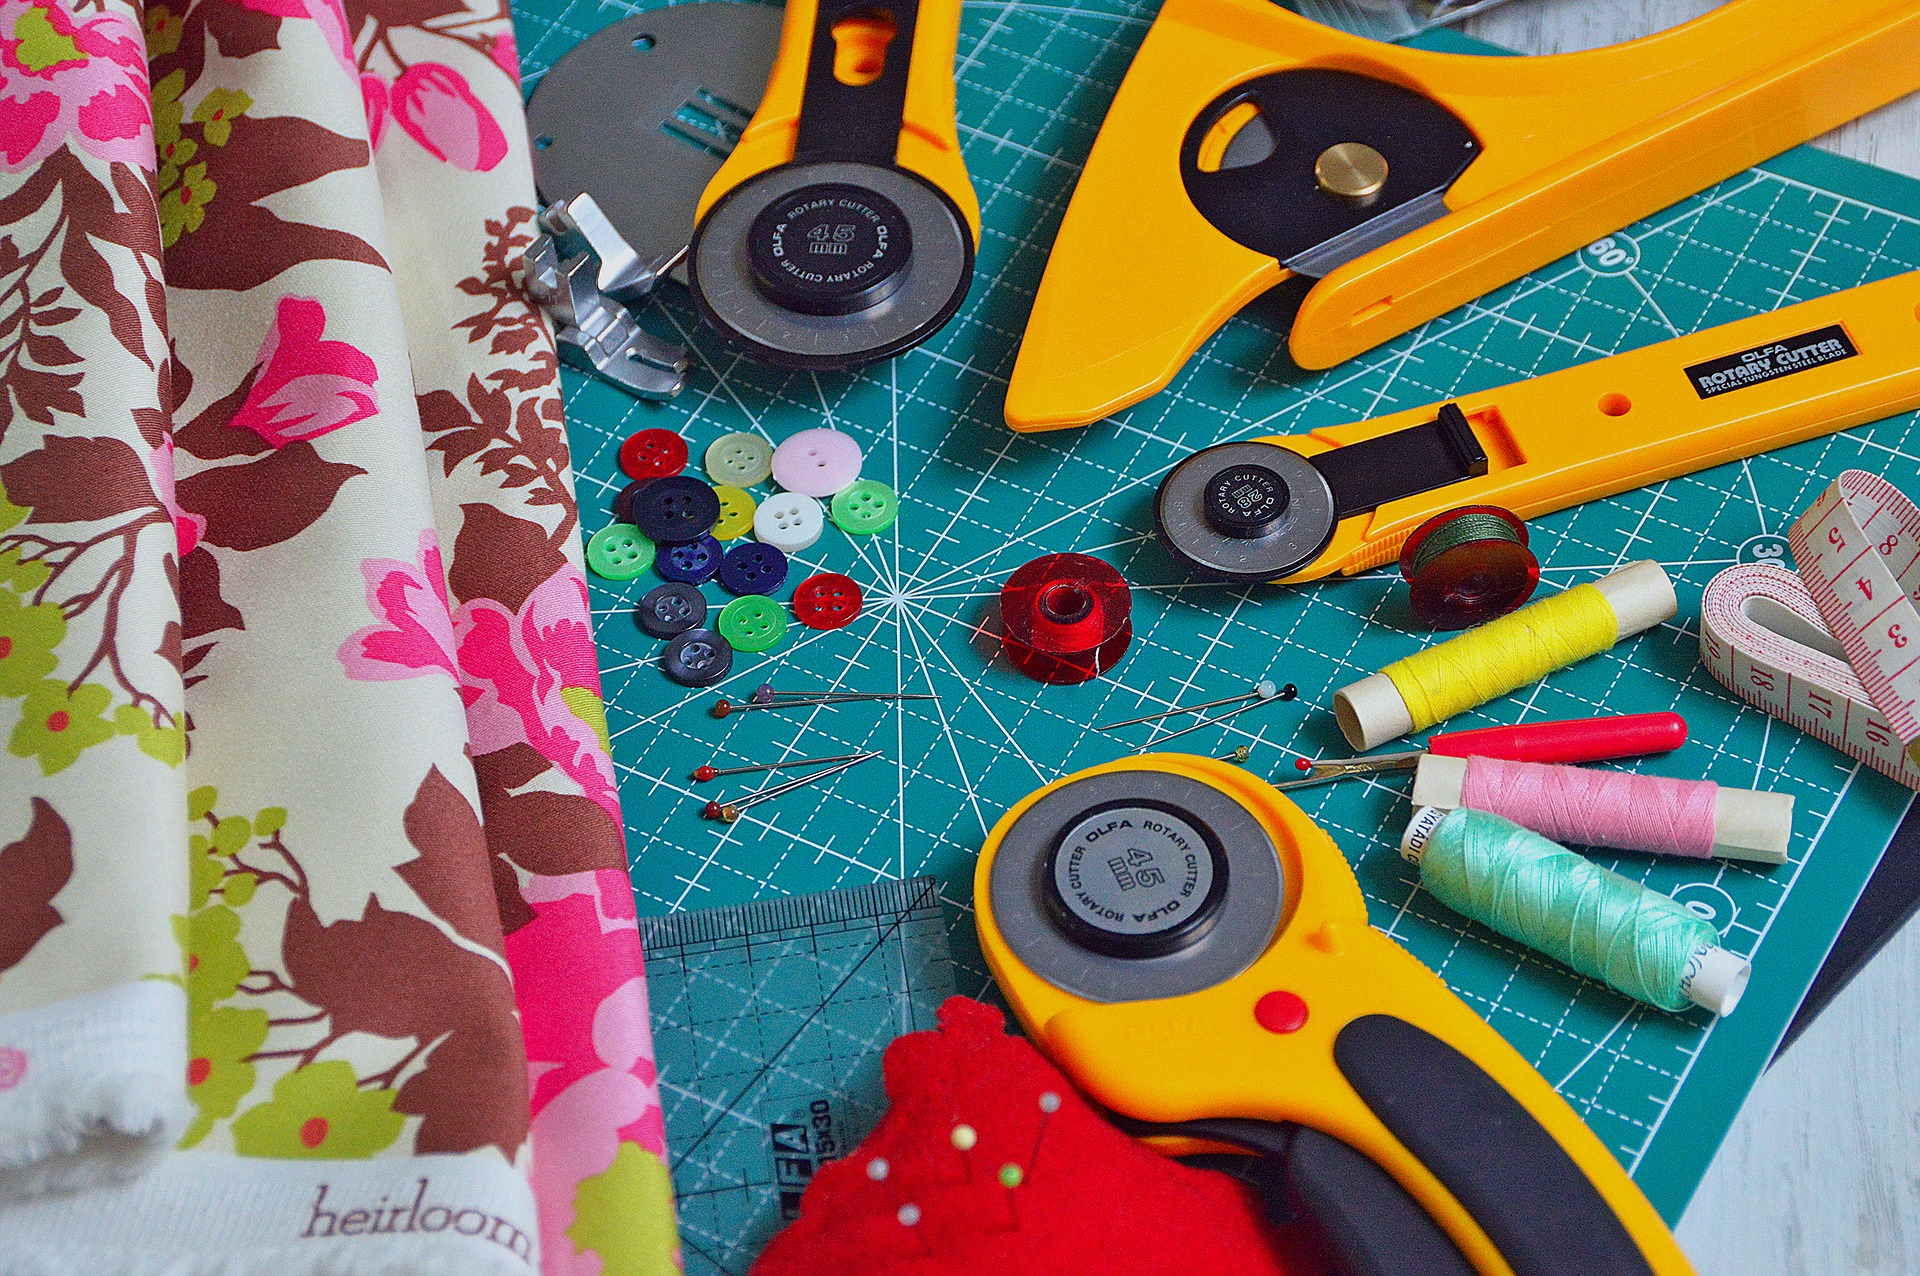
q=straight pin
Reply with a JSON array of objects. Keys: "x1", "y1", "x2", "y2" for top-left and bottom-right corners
[
  {"x1": 1130, "y1": 683, "x2": 1297, "y2": 753},
  {"x1": 712, "y1": 692, "x2": 938, "y2": 718},
  {"x1": 693, "y1": 753, "x2": 868, "y2": 783},
  {"x1": 1098, "y1": 680, "x2": 1283, "y2": 730},
  {"x1": 701, "y1": 751, "x2": 880, "y2": 822}
]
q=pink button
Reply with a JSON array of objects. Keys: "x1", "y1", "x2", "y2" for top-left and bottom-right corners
[{"x1": 772, "y1": 428, "x2": 863, "y2": 498}]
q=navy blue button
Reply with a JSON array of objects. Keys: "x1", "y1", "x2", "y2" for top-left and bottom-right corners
[
  {"x1": 632, "y1": 475, "x2": 721, "y2": 543},
  {"x1": 718, "y1": 542, "x2": 789, "y2": 596},
  {"x1": 637, "y1": 583, "x2": 707, "y2": 639},
  {"x1": 615, "y1": 479, "x2": 653, "y2": 524},
  {"x1": 662, "y1": 627, "x2": 733, "y2": 687},
  {"x1": 657, "y1": 535, "x2": 723, "y2": 585}
]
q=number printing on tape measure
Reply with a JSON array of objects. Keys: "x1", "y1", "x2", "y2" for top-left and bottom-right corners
[{"x1": 1700, "y1": 470, "x2": 1920, "y2": 789}]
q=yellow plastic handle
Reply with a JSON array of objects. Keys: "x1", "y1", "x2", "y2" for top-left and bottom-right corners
[
  {"x1": 976, "y1": 756, "x2": 1693, "y2": 1276},
  {"x1": 1272, "y1": 269, "x2": 1920, "y2": 582},
  {"x1": 695, "y1": 0, "x2": 980, "y2": 241},
  {"x1": 1003, "y1": 0, "x2": 1920, "y2": 431}
]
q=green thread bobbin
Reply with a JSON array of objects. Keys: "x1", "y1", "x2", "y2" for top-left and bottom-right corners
[{"x1": 1402, "y1": 807, "x2": 1750, "y2": 1016}]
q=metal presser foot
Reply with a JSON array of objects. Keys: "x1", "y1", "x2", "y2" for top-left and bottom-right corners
[{"x1": 521, "y1": 193, "x2": 691, "y2": 402}]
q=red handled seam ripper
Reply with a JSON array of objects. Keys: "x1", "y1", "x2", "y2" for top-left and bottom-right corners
[{"x1": 1276, "y1": 712, "x2": 1688, "y2": 791}]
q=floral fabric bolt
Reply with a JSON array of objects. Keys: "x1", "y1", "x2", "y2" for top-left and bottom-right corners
[{"x1": 0, "y1": 0, "x2": 676, "y2": 1272}]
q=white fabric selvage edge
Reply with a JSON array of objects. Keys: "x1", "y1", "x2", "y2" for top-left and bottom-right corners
[
  {"x1": 0, "y1": 982, "x2": 189, "y2": 1203},
  {"x1": 0, "y1": 1149, "x2": 538, "y2": 1276}
]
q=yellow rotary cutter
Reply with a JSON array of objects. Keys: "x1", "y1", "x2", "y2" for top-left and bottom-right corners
[
  {"x1": 688, "y1": 0, "x2": 980, "y2": 368},
  {"x1": 1003, "y1": 0, "x2": 1920, "y2": 431},
  {"x1": 976, "y1": 755, "x2": 1693, "y2": 1276},
  {"x1": 1153, "y1": 269, "x2": 1920, "y2": 585}
]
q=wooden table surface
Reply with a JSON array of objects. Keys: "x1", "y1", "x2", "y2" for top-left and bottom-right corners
[{"x1": 1455, "y1": 4, "x2": 1920, "y2": 1272}]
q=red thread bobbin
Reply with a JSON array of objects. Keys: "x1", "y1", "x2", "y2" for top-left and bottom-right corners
[{"x1": 999, "y1": 553, "x2": 1132, "y2": 685}]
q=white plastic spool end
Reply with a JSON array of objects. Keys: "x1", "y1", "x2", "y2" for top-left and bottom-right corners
[
  {"x1": 1681, "y1": 944, "x2": 1752, "y2": 1017},
  {"x1": 1333, "y1": 673, "x2": 1415, "y2": 751},
  {"x1": 1713, "y1": 789, "x2": 1793, "y2": 864},
  {"x1": 1410, "y1": 754, "x2": 1467, "y2": 808},
  {"x1": 1400, "y1": 806, "x2": 1451, "y2": 866},
  {"x1": 1593, "y1": 560, "x2": 1679, "y2": 640}
]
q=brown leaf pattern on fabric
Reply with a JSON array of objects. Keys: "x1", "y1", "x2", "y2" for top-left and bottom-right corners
[
  {"x1": 398, "y1": 766, "x2": 507, "y2": 954},
  {"x1": 176, "y1": 442, "x2": 365, "y2": 551},
  {"x1": 280, "y1": 890, "x2": 529, "y2": 1155},
  {"x1": 0, "y1": 436, "x2": 158, "y2": 526},
  {"x1": 179, "y1": 546, "x2": 244, "y2": 641},
  {"x1": 160, "y1": 117, "x2": 386, "y2": 293},
  {"x1": 480, "y1": 787, "x2": 625, "y2": 878},
  {"x1": 396, "y1": 1016, "x2": 530, "y2": 1157},
  {"x1": 173, "y1": 366, "x2": 270, "y2": 461},
  {"x1": 447, "y1": 502, "x2": 566, "y2": 613},
  {"x1": 0, "y1": 800, "x2": 75, "y2": 975}
]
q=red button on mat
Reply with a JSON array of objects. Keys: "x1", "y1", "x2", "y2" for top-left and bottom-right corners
[
  {"x1": 793, "y1": 573, "x2": 864, "y2": 630},
  {"x1": 619, "y1": 428, "x2": 689, "y2": 480},
  {"x1": 1254, "y1": 991, "x2": 1309, "y2": 1034}
]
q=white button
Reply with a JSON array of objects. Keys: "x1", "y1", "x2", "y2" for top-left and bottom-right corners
[{"x1": 754, "y1": 492, "x2": 825, "y2": 552}]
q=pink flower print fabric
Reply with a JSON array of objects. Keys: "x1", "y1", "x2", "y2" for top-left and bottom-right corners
[
  {"x1": 0, "y1": 0, "x2": 150, "y2": 170},
  {"x1": 341, "y1": 542, "x2": 621, "y2": 827},
  {"x1": 229, "y1": 296, "x2": 382, "y2": 448},
  {"x1": 391, "y1": 63, "x2": 507, "y2": 172},
  {"x1": 0, "y1": 0, "x2": 676, "y2": 1269}
]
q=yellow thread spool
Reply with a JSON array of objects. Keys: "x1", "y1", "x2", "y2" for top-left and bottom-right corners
[{"x1": 1333, "y1": 561, "x2": 1676, "y2": 750}]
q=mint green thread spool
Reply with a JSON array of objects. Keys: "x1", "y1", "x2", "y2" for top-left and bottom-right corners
[{"x1": 1400, "y1": 807, "x2": 1750, "y2": 1016}]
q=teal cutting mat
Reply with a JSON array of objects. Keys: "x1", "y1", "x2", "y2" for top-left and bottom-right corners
[
  {"x1": 510, "y1": 2, "x2": 1920, "y2": 1227},
  {"x1": 640, "y1": 878, "x2": 955, "y2": 1274}
]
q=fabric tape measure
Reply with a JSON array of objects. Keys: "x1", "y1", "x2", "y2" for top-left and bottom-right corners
[{"x1": 1701, "y1": 470, "x2": 1920, "y2": 789}]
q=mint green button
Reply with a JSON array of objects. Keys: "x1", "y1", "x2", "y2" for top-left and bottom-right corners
[
  {"x1": 586, "y1": 524, "x2": 655, "y2": 580},
  {"x1": 717, "y1": 595, "x2": 788, "y2": 653},
  {"x1": 830, "y1": 479, "x2": 898, "y2": 535},
  {"x1": 705, "y1": 432, "x2": 774, "y2": 487}
]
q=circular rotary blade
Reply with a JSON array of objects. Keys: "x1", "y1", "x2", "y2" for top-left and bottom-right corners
[
  {"x1": 987, "y1": 768, "x2": 1284, "y2": 1004},
  {"x1": 688, "y1": 160, "x2": 973, "y2": 369},
  {"x1": 1154, "y1": 441, "x2": 1338, "y2": 582}
]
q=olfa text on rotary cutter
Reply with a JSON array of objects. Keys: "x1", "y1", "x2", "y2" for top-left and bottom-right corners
[
  {"x1": 976, "y1": 756, "x2": 1692, "y2": 1276},
  {"x1": 1153, "y1": 269, "x2": 1920, "y2": 585},
  {"x1": 1003, "y1": 0, "x2": 1920, "y2": 431},
  {"x1": 687, "y1": 0, "x2": 979, "y2": 368}
]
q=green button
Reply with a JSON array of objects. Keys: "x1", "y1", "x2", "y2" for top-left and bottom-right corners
[
  {"x1": 705, "y1": 432, "x2": 774, "y2": 487},
  {"x1": 830, "y1": 479, "x2": 899, "y2": 535},
  {"x1": 717, "y1": 594, "x2": 788, "y2": 654},
  {"x1": 586, "y1": 524, "x2": 656, "y2": 580}
]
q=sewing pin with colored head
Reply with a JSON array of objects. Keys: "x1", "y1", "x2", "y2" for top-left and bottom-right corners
[
  {"x1": 693, "y1": 753, "x2": 869, "y2": 782},
  {"x1": 700, "y1": 751, "x2": 881, "y2": 822},
  {"x1": 1097, "y1": 680, "x2": 1284, "y2": 730},
  {"x1": 711, "y1": 692, "x2": 938, "y2": 718},
  {"x1": 1128, "y1": 683, "x2": 1298, "y2": 753}
]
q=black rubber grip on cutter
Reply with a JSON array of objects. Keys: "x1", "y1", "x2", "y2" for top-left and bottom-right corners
[
  {"x1": 793, "y1": 0, "x2": 921, "y2": 166},
  {"x1": 1142, "y1": 1117, "x2": 1471, "y2": 1276},
  {"x1": 1333, "y1": 1014, "x2": 1654, "y2": 1276}
]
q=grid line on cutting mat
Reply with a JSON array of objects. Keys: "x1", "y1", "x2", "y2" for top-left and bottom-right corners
[{"x1": 510, "y1": 0, "x2": 1920, "y2": 1224}]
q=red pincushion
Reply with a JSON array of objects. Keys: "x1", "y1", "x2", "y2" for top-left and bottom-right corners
[{"x1": 752, "y1": 996, "x2": 1330, "y2": 1276}]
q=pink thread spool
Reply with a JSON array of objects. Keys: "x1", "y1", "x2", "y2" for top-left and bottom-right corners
[{"x1": 1411, "y1": 755, "x2": 1792, "y2": 864}]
